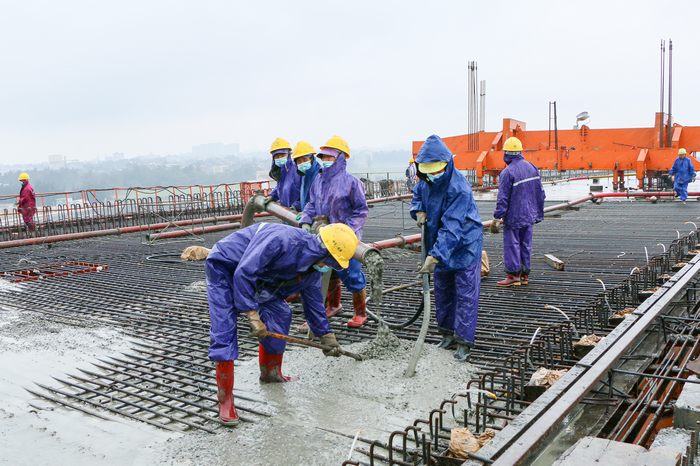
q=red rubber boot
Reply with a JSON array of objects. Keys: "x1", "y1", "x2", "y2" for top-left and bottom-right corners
[
  {"x1": 259, "y1": 345, "x2": 299, "y2": 384},
  {"x1": 520, "y1": 273, "x2": 529, "y2": 285},
  {"x1": 497, "y1": 274, "x2": 522, "y2": 287},
  {"x1": 347, "y1": 288, "x2": 368, "y2": 328},
  {"x1": 214, "y1": 361, "x2": 239, "y2": 425},
  {"x1": 285, "y1": 293, "x2": 301, "y2": 304},
  {"x1": 325, "y1": 278, "x2": 344, "y2": 317}
]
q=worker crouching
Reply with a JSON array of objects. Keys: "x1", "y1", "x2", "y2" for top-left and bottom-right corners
[
  {"x1": 411, "y1": 135, "x2": 484, "y2": 362},
  {"x1": 493, "y1": 137, "x2": 546, "y2": 287},
  {"x1": 205, "y1": 222, "x2": 358, "y2": 425},
  {"x1": 299, "y1": 135, "x2": 371, "y2": 328}
]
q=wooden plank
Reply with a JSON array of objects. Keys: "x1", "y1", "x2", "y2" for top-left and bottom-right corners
[{"x1": 544, "y1": 254, "x2": 565, "y2": 271}]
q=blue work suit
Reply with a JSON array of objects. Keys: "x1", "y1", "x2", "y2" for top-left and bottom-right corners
[
  {"x1": 410, "y1": 134, "x2": 483, "y2": 343},
  {"x1": 494, "y1": 152, "x2": 545, "y2": 275},
  {"x1": 298, "y1": 158, "x2": 321, "y2": 211},
  {"x1": 205, "y1": 223, "x2": 333, "y2": 361},
  {"x1": 269, "y1": 156, "x2": 302, "y2": 211},
  {"x1": 300, "y1": 150, "x2": 369, "y2": 292},
  {"x1": 669, "y1": 156, "x2": 696, "y2": 201}
]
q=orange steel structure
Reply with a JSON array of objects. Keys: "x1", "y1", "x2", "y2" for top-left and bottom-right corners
[{"x1": 412, "y1": 113, "x2": 700, "y2": 188}]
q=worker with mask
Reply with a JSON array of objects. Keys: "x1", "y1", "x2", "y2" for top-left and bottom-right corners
[
  {"x1": 492, "y1": 137, "x2": 546, "y2": 287},
  {"x1": 17, "y1": 173, "x2": 36, "y2": 232},
  {"x1": 411, "y1": 135, "x2": 483, "y2": 362},
  {"x1": 206, "y1": 222, "x2": 356, "y2": 425},
  {"x1": 299, "y1": 136, "x2": 370, "y2": 328},
  {"x1": 264, "y1": 137, "x2": 301, "y2": 211},
  {"x1": 292, "y1": 141, "x2": 322, "y2": 211},
  {"x1": 669, "y1": 148, "x2": 696, "y2": 204}
]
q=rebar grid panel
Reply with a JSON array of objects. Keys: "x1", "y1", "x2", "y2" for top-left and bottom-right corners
[{"x1": 1, "y1": 199, "x2": 697, "y2": 441}]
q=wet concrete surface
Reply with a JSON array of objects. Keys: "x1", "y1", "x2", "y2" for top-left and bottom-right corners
[
  {"x1": 1, "y1": 290, "x2": 477, "y2": 465},
  {"x1": 0, "y1": 300, "x2": 177, "y2": 466}
]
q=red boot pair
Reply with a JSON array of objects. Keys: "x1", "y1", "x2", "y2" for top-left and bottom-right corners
[
  {"x1": 497, "y1": 273, "x2": 529, "y2": 287},
  {"x1": 215, "y1": 361, "x2": 239, "y2": 425},
  {"x1": 259, "y1": 345, "x2": 299, "y2": 383}
]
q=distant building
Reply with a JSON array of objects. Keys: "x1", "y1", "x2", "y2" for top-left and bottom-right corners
[
  {"x1": 192, "y1": 143, "x2": 240, "y2": 157},
  {"x1": 112, "y1": 152, "x2": 124, "y2": 161},
  {"x1": 205, "y1": 165, "x2": 227, "y2": 174},
  {"x1": 48, "y1": 155, "x2": 65, "y2": 170}
]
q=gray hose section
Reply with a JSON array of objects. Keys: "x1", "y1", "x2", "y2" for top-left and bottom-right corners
[
  {"x1": 241, "y1": 194, "x2": 262, "y2": 227},
  {"x1": 404, "y1": 224, "x2": 432, "y2": 377}
]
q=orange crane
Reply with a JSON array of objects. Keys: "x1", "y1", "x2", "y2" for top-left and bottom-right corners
[{"x1": 412, "y1": 113, "x2": 700, "y2": 189}]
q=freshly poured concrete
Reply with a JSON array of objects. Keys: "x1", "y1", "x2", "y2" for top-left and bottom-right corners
[{"x1": 0, "y1": 302, "x2": 477, "y2": 465}]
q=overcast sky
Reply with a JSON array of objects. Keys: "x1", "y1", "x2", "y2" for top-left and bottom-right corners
[{"x1": 1, "y1": 1, "x2": 698, "y2": 164}]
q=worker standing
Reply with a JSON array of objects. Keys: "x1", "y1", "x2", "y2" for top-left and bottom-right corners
[
  {"x1": 264, "y1": 137, "x2": 301, "y2": 211},
  {"x1": 17, "y1": 173, "x2": 36, "y2": 232},
  {"x1": 411, "y1": 134, "x2": 483, "y2": 362},
  {"x1": 492, "y1": 137, "x2": 546, "y2": 287},
  {"x1": 206, "y1": 222, "x2": 356, "y2": 425},
  {"x1": 669, "y1": 148, "x2": 696, "y2": 204},
  {"x1": 299, "y1": 136, "x2": 370, "y2": 328},
  {"x1": 405, "y1": 158, "x2": 417, "y2": 190},
  {"x1": 292, "y1": 141, "x2": 322, "y2": 211}
]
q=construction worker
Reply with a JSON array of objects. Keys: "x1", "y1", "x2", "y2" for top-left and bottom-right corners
[
  {"x1": 405, "y1": 158, "x2": 417, "y2": 190},
  {"x1": 17, "y1": 173, "x2": 36, "y2": 231},
  {"x1": 299, "y1": 136, "x2": 370, "y2": 327},
  {"x1": 264, "y1": 137, "x2": 301, "y2": 211},
  {"x1": 292, "y1": 141, "x2": 322, "y2": 211},
  {"x1": 411, "y1": 135, "x2": 483, "y2": 362},
  {"x1": 206, "y1": 222, "x2": 356, "y2": 425},
  {"x1": 669, "y1": 148, "x2": 696, "y2": 204},
  {"x1": 492, "y1": 137, "x2": 546, "y2": 287}
]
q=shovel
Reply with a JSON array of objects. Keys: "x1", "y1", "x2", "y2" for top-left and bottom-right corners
[
  {"x1": 265, "y1": 331, "x2": 365, "y2": 361},
  {"x1": 404, "y1": 224, "x2": 432, "y2": 377}
]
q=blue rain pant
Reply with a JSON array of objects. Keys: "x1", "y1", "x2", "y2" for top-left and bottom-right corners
[
  {"x1": 675, "y1": 181, "x2": 689, "y2": 201},
  {"x1": 503, "y1": 225, "x2": 534, "y2": 275},
  {"x1": 336, "y1": 258, "x2": 366, "y2": 292},
  {"x1": 433, "y1": 260, "x2": 481, "y2": 343}
]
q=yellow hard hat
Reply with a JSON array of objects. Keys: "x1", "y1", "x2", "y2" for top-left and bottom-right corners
[
  {"x1": 318, "y1": 223, "x2": 358, "y2": 269},
  {"x1": 270, "y1": 137, "x2": 291, "y2": 154},
  {"x1": 409, "y1": 158, "x2": 415, "y2": 163},
  {"x1": 679, "y1": 148, "x2": 687, "y2": 155},
  {"x1": 320, "y1": 135, "x2": 350, "y2": 159},
  {"x1": 419, "y1": 161, "x2": 447, "y2": 174},
  {"x1": 292, "y1": 141, "x2": 316, "y2": 160},
  {"x1": 18, "y1": 173, "x2": 29, "y2": 181},
  {"x1": 504, "y1": 137, "x2": 523, "y2": 152}
]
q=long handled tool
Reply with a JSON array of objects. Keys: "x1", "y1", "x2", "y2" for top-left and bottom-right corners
[
  {"x1": 404, "y1": 224, "x2": 432, "y2": 377},
  {"x1": 266, "y1": 331, "x2": 365, "y2": 361}
]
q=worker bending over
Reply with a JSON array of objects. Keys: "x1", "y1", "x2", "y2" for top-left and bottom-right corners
[
  {"x1": 492, "y1": 137, "x2": 546, "y2": 287},
  {"x1": 292, "y1": 141, "x2": 322, "y2": 211},
  {"x1": 299, "y1": 136, "x2": 370, "y2": 328},
  {"x1": 669, "y1": 148, "x2": 696, "y2": 204},
  {"x1": 206, "y1": 222, "x2": 356, "y2": 425},
  {"x1": 264, "y1": 137, "x2": 301, "y2": 211},
  {"x1": 411, "y1": 135, "x2": 483, "y2": 362},
  {"x1": 17, "y1": 173, "x2": 36, "y2": 232}
]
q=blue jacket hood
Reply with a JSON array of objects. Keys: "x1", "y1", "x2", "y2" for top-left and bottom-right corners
[
  {"x1": 504, "y1": 151, "x2": 523, "y2": 165},
  {"x1": 415, "y1": 135, "x2": 454, "y2": 187}
]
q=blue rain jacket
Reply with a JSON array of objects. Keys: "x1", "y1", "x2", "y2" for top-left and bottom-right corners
[
  {"x1": 206, "y1": 223, "x2": 332, "y2": 361},
  {"x1": 269, "y1": 156, "x2": 302, "y2": 211},
  {"x1": 493, "y1": 152, "x2": 545, "y2": 230},
  {"x1": 299, "y1": 150, "x2": 369, "y2": 240},
  {"x1": 298, "y1": 158, "x2": 321, "y2": 211},
  {"x1": 410, "y1": 134, "x2": 483, "y2": 271},
  {"x1": 669, "y1": 157, "x2": 696, "y2": 185}
]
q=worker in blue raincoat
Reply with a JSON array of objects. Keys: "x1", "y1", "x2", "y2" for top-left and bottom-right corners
[
  {"x1": 206, "y1": 222, "x2": 357, "y2": 425},
  {"x1": 669, "y1": 148, "x2": 696, "y2": 203},
  {"x1": 292, "y1": 141, "x2": 322, "y2": 211},
  {"x1": 264, "y1": 137, "x2": 302, "y2": 211},
  {"x1": 410, "y1": 134, "x2": 483, "y2": 362},
  {"x1": 492, "y1": 137, "x2": 546, "y2": 287},
  {"x1": 299, "y1": 135, "x2": 370, "y2": 328}
]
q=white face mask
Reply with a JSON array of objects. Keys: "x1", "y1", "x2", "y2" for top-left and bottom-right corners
[
  {"x1": 427, "y1": 172, "x2": 444, "y2": 182},
  {"x1": 274, "y1": 156, "x2": 288, "y2": 167}
]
